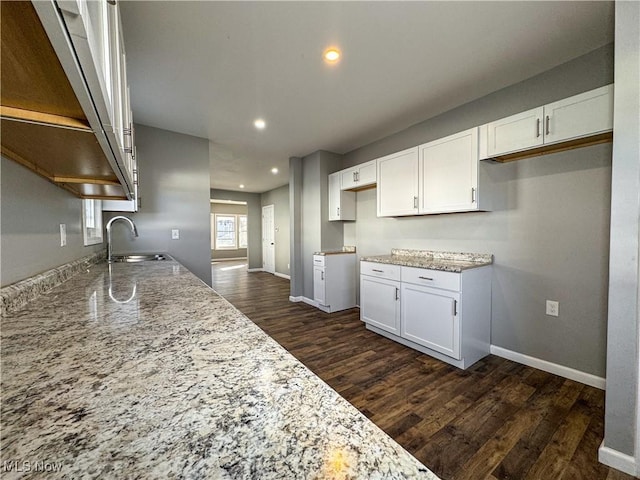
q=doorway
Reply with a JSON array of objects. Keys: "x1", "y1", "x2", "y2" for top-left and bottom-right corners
[{"x1": 262, "y1": 204, "x2": 275, "y2": 274}]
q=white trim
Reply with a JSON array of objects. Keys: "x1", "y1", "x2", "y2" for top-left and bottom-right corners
[
  {"x1": 598, "y1": 442, "x2": 638, "y2": 476},
  {"x1": 274, "y1": 272, "x2": 291, "y2": 280},
  {"x1": 247, "y1": 268, "x2": 263, "y2": 273},
  {"x1": 490, "y1": 345, "x2": 606, "y2": 390},
  {"x1": 211, "y1": 257, "x2": 247, "y2": 262},
  {"x1": 288, "y1": 296, "x2": 317, "y2": 307}
]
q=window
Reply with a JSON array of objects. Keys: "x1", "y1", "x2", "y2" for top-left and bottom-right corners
[
  {"x1": 238, "y1": 215, "x2": 248, "y2": 248},
  {"x1": 82, "y1": 199, "x2": 103, "y2": 246},
  {"x1": 211, "y1": 213, "x2": 248, "y2": 250},
  {"x1": 215, "y1": 215, "x2": 237, "y2": 249}
]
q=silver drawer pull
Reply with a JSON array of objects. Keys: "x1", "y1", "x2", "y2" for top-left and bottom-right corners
[
  {"x1": 418, "y1": 276, "x2": 433, "y2": 281},
  {"x1": 372, "y1": 269, "x2": 384, "y2": 273}
]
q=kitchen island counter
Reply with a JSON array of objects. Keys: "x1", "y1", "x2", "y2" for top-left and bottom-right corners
[{"x1": 0, "y1": 258, "x2": 435, "y2": 479}]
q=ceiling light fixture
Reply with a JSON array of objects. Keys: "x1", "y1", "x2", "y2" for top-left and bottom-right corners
[
  {"x1": 323, "y1": 47, "x2": 341, "y2": 64},
  {"x1": 254, "y1": 118, "x2": 266, "y2": 130},
  {"x1": 239, "y1": 184, "x2": 245, "y2": 189},
  {"x1": 271, "y1": 167, "x2": 278, "y2": 174}
]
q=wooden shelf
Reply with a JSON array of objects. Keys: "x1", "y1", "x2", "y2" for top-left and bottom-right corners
[{"x1": 0, "y1": 1, "x2": 128, "y2": 200}]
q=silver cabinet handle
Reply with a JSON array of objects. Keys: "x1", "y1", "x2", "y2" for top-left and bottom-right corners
[
  {"x1": 337, "y1": 207, "x2": 340, "y2": 217},
  {"x1": 356, "y1": 171, "x2": 360, "y2": 182},
  {"x1": 452, "y1": 299, "x2": 457, "y2": 316},
  {"x1": 321, "y1": 271, "x2": 324, "y2": 280},
  {"x1": 545, "y1": 115, "x2": 550, "y2": 135},
  {"x1": 536, "y1": 118, "x2": 541, "y2": 138},
  {"x1": 413, "y1": 196, "x2": 418, "y2": 209},
  {"x1": 395, "y1": 287, "x2": 399, "y2": 301},
  {"x1": 418, "y1": 276, "x2": 433, "y2": 281},
  {"x1": 471, "y1": 187, "x2": 476, "y2": 203},
  {"x1": 372, "y1": 269, "x2": 383, "y2": 273},
  {"x1": 353, "y1": 172, "x2": 357, "y2": 182}
]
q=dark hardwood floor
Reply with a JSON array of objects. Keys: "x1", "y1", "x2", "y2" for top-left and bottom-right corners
[{"x1": 211, "y1": 261, "x2": 634, "y2": 480}]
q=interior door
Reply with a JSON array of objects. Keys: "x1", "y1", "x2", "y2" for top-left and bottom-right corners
[{"x1": 262, "y1": 204, "x2": 275, "y2": 274}]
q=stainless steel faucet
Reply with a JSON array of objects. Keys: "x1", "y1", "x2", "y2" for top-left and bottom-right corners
[{"x1": 106, "y1": 216, "x2": 139, "y2": 263}]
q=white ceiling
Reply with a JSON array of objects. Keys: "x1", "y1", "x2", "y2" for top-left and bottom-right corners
[{"x1": 119, "y1": 1, "x2": 614, "y2": 194}]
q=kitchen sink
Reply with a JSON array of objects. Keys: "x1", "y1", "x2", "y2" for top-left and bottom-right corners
[{"x1": 111, "y1": 254, "x2": 170, "y2": 263}]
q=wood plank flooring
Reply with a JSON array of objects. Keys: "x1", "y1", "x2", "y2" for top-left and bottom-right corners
[{"x1": 211, "y1": 261, "x2": 634, "y2": 480}]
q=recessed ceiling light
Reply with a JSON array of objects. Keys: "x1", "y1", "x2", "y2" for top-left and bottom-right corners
[
  {"x1": 254, "y1": 118, "x2": 266, "y2": 130},
  {"x1": 239, "y1": 184, "x2": 245, "y2": 189},
  {"x1": 271, "y1": 167, "x2": 278, "y2": 174},
  {"x1": 323, "y1": 47, "x2": 341, "y2": 64}
]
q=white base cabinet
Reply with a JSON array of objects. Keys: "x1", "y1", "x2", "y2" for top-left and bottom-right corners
[
  {"x1": 313, "y1": 254, "x2": 357, "y2": 313},
  {"x1": 360, "y1": 262, "x2": 401, "y2": 335},
  {"x1": 360, "y1": 261, "x2": 492, "y2": 369}
]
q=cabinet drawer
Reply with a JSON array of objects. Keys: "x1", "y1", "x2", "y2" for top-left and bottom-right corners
[
  {"x1": 360, "y1": 261, "x2": 401, "y2": 281},
  {"x1": 401, "y1": 266, "x2": 460, "y2": 291},
  {"x1": 313, "y1": 255, "x2": 325, "y2": 267}
]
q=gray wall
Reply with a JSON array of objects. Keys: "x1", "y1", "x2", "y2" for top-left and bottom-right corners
[
  {"x1": 602, "y1": 0, "x2": 640, "y2": 463},
  {"x1": 341, "y1": 44, "x2": 613, "y2": 378},
  {"x1": 105, "y1": 124, "x2": 212, "y2": 287},
  {"x1": 210, "y1": 189, "x2": 261, "y2": 270},
  {"x1": 1, "y1": 157, "x2": 104, "y2": 286},
  {"x1": 300, "y1": 150, "x2": 344, "y2": 299},
  {"x1": 261, "y1": 184, "x2": 290, "y2": 277},
  {"x1": 289, "y1": 157, "x2": 303, "y2": 297},
  {"x1": 210, "y1": 202, "x2": 248, "y2": 260}
]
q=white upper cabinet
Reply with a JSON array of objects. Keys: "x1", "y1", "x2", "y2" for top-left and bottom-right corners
[
  {"x1": 377, "y1": 147, "x2": 419, "y2": 217},
  {"x1": 543, "y1": 85, "x2": 613, "y2": 145},
  {"x1": 481, "y1": 84, "x2": 613, "y2": 160},
  {"x1": 486, "y1": 107, "x2": 544, "y2": 157},
  {"x1": 340, "y1": 159, "x2": 377, "y2": 190},
  {"x1": 328, "y1": 172, "x2": 355, "y2": 221},
  {"x1": 56, "y1": 0, "x2": 135, "y2": 193},
  {"x1": 419, "y1": 128, "x2": 479, "y2": 214}
]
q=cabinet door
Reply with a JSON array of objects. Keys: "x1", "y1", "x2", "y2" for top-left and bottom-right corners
[
  {"x1": 360, "y1": 276, "x2": 401, "y2": 335},
  {"x1": 419, "y1": 128, "x2": 478, "y2": 213},
  {"x1": 486, "y1": 107, "x2": 544, "y2": 157},
  {"x1": 377, "y1": 147, "x2": 419, "y2": 217},
  {"x1": 401, "y1": 283, "x2": 460, "y2": 359},
  {"x1": 313, "y1": 266, "x2": 326, "y2": 305},
  {"x1": 328, "y1": 172, "x2": 342, "y2": 221},
  {"x1": 340, "y1": 167, "x2": 358, "y2": 190},
  {"x1": 357, "y1": 160, "x2": 377, "y2": 187},
  {"x1": 543, "y1": 84, "x2": 613, "y2": 145}
]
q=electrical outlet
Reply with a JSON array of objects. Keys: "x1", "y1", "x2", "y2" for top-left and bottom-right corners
[
  {"x1": 287, "y1": 263, "x2": 290, "y2": 270},
  {"x1": 171, "y1": 229, "x2": 180, "y2": 240},
  {"x1": 546, "y1": 300, "x2": 559, "y2": 317},
  {"x1": 60, "y1": 223, "x2": 66, "y2": 246}
]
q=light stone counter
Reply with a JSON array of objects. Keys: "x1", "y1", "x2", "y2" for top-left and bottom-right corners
[
  {"x1": 361, "y1": 249, "x2": 493, "y2": 273},
  {"x1": 0, "y1": 258, "x2": 437, "y2": 479}
]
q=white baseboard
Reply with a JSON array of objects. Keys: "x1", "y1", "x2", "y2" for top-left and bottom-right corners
[
  {"x1": 490, "y1": 345, "x2": 606, "y2": 390},
  {"x1": 288, "y1": 296, "x2": 317, "y2": 307},
  {"x1": 274, "y1": 272, "x2": 291, "y2": 280},
  {"x1": 211, "y1": 257, "x2": 247, "y2": 262},
  {"x1": 599, "y1": 442, "x2": 638, "y2": 476},
  {"x1": 247, "y1": 268, "x2": 263, "y2": 273}
]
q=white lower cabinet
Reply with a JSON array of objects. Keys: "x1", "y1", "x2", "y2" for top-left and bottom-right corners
[
  {"x1": 401, "y1": 283, "x2": 460, "y2": 359},
  {"x1": 360, "y1": 261, "x2": 492, "y2": 369},
  {"x1": 313, "y1": 254, "x2": 356, "y2": 313},
  {"x1": 360, "y1": 275, "x2": 401, "y2": 335}
]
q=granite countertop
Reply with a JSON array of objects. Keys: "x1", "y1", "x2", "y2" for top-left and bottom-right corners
[
  {"x1": 361, "y1": 249, "x2": 493, "y2": 273},
  {"x1": 313, "y1": 246, "x2": 357, "y2": 256},
  {"x1": 0, "y1": 258, "x2": 436, "y2": 479}
]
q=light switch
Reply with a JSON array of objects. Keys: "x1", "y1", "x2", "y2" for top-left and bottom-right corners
[
  {"x1": 60, "y1": 224, "x2": 67, "y2": 246},
  {"x1": 171, "y1": 229, "x2": 180, "y2": 240}
]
